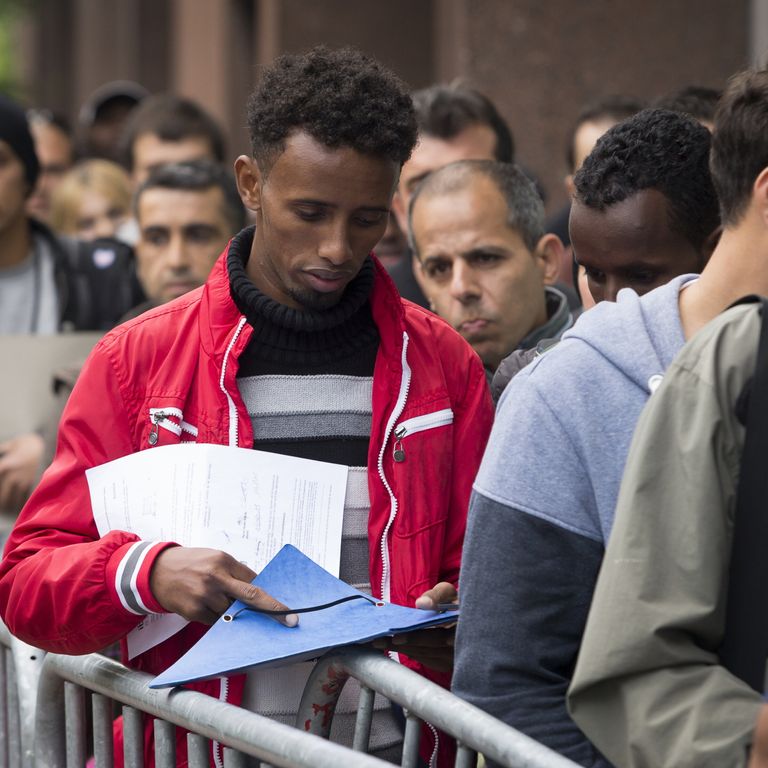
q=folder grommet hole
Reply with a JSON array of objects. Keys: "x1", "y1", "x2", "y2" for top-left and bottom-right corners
[
  {"x1": 375, "y1": 602, "x2": 385, "y2": 607},
  {"x1": 222, "y1": 615, "x2": 233, "y2": 622}
]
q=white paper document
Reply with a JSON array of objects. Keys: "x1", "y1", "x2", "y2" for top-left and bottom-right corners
[{"x1": 86, "y1": 443, "x2": 348, "y2": 658}]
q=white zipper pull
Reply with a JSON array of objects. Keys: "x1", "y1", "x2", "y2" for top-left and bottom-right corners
[
  {"x1": 149, "y1": 411, "x2": 167, "y2": 446},
  {"x1": 393, "y1": 425, "x2": 406, "y2": 463}
]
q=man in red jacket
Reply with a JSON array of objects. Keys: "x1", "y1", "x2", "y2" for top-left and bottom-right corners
[{"x1": 0, "y1": 46, "x2": 493, "y2": 766}]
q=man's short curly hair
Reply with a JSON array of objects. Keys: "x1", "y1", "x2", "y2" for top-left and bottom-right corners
[
  {"x1": 247, "y1": 46, "x2": 417, "y2": 173},
  {"x1": 574, "y1": 108, "x2": 719, "y2": 252}
]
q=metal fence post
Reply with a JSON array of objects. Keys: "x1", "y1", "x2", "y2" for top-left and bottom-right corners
[
  {"x1": 92, "y1": 693, "x2": 114, "y2": 768},
  {"x1": 34, "y1": 659, "x2": 66, "y2": 768},
  {"x1": 64, "y1": 681, "x2": 86, "y2": 768}
]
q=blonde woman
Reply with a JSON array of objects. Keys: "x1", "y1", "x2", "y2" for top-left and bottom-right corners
[{"x1": 50, "y1": 159, "x2": 131, "y2": 241}]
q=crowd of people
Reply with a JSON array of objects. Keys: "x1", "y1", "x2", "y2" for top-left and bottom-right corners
[{"x1": 0, "y1": 44, "x2": 766, "y2": 768}]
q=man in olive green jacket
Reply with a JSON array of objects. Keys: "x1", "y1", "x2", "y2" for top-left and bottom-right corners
[{"x1": 568, "y1": 301, "x2": 767, "y2": 767}]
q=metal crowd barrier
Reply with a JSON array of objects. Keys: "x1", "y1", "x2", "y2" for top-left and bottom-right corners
[
  {"x1": 34, "y1": 652, "x2": 391, "y2": 768},
  {"x1": 298, "y1": 647, "x2": 579, "y2": 768},
  {"x1": 0, "y1": 619, "x2": 577, "y2": 768}
]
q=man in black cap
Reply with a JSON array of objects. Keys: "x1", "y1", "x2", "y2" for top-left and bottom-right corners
[{"x1": 0, "y1": 94, "x2": 142, "y2": 511}]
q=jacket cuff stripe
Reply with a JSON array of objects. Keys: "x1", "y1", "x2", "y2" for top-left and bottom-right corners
[{"x1": 116, "y1": 541, "x2": 161, "y2": 615}]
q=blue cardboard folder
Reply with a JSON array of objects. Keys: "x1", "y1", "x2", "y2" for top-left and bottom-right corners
[{"x1": 150, "y1": 544, "x2": 458, "y2": 688}]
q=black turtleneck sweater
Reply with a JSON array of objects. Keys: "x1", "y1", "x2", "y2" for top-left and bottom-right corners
[{"x1": 228, "y1": 227, "x2": 380, "y2": 467}]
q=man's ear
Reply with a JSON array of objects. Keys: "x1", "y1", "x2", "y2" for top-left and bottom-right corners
[
  {"x1": 564, "y1": 174, "x2": 576, "y2": 198},
  {"x1": 234, "y1": 155, "x2": 262, "y2": 212},
  {"x1": 534, "y1": 233, "x2": 565, "y2": 285},
  {"x1": 754, "y1": 166, "x2": 768, "y2": 228}
]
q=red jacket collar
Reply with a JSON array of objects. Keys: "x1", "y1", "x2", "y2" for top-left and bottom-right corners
[{"x1": 198, "y1": 238, "x2": 408, "y2": 361}]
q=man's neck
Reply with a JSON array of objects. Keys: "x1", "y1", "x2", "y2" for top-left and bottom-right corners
[
  {"x1": 0, "y1": 215, "x2": 32, "y2": 270},
  {"x1": 680, "y1": 223, "x2": 768, "y2": 340}
]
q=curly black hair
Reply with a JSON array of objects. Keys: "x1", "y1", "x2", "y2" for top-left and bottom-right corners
[
  {"x1": 247, "y1": 46, "x2": 417, "y2": 172},
  {"x1": 573, "y1": 108, "x2": 719, "y2": 251}
]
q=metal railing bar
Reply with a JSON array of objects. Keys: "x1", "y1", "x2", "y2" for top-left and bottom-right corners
[
  {"x1": 455, "y1": 743, "x2": 478, "y2": 768},
  {"x1": 64, "y1": 682, "x2": 86, "y2": 768},
  {"x1": 153, "y1": 718, "x2": 175, "y2": 768},
  {"x1": 401, "y1": 712, "x2": 421, "y2": 768},
  {"x1": 39, "y1": 654, "x2": 391, "y2": 768},
  {"x1": 223, "y1": 746, "x2": 248, "y2": 767},
  {"x1": 186, "y1": 732, "x2": 208, "y2": 768},
  {"x1": 122, "y1": 706, "x2": 144, "y2": 768},
  {"x1": 92, "y1": 693, "x2": 114, "y2": 768},
  {"x1": 351, "y1": 685, "x2": 375, "y2": 752},
  {"x1": 34, "y1": 654, "x2": 65, "y2": 768},
  {"x1": 0, "y1": 646, "x2": 9, "y2": 768},
  {"x1": 328, "y1": 649, "x2": 581, "y2": 768},
  {"x1": 9, "y1": 635, "x2": 44, "y2": 768},
  {"x1": 7, "y1": 645, "x2": 21, "y2": 768}
]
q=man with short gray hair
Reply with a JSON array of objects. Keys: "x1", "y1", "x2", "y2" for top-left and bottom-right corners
[{"x1": 408, "y1": 159, "x2": 571, "y2": 375}]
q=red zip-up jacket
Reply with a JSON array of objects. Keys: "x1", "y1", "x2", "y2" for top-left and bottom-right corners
[{"x1": 0, "y1": 246, "x2": 493, "y2": 767}]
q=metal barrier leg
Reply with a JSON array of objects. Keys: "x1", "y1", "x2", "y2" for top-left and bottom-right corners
[
  {"x1": 455, "y1": 744, "x2": 478, "y2": 768},
  {"x1": 222, "y1": 746, "x2": 248, "y2": 767},
  {"x1": 7, "y1": 647, "x2": 21, "y2": 768},
  {"x1": 187, "y1": 733, "x2": 208, "y2": 768},
  {"x1": 92, "y1": 693, "x2": 114, "y2": 768},
  {"x1": 401, "y1": 711, "x2": 422, "y2": 768},
  {"x1": 9, "y1": 637, "x2": 44, "y2": 768},
  {"x1": 122, "y1": 707, "x2": 143, "y2": 768},
  {"x1": 352, "y1": 685, "x2": 375, "y2": 752},
  {"x1": 152, "y1": 719, "x2": 175, "y2": 768},
  {"x1": 34, "y1": 659, "x2": 66, "y2": 768},
  {"x1": 64, "y1": 682, "x2": 86, "y2": 768},
  {"x1": 0, "y1": 646, "x2": 8, "y2": 768}
]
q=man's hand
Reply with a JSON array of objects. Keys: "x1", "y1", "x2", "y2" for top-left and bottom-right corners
[
  {"x1": 0, "y1": 432, "x2": 45, "y2": 511},
  {"x1": 372, "y1": 582, "x2": 458, "y2": 673},
  {"x1": 150, "y1": 547, "x2": 298, "y2": 627},
  {"x1": 748, "y1": 703, "x2": 768, "y2": 768},
  {"x1": 414, "y1": 581, "x2": 458, "y2": 611}
]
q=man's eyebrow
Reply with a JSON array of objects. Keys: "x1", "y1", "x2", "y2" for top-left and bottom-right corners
[
  {"x1": 291, "y1": 199, "x2": 390, "y2": 214},
  {"x1": 464, "y1": 246, "x2": 509, "y2": 259},
  {"x1": 406, "y1": 173, "x2": 429, "y2": 191},
  {"x1": 421, "y1": 253, "x2": 450, "y2": 266}
]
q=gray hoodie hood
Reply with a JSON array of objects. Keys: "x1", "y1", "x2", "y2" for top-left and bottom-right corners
[
  {"x1": 485, "y1": 273, "x2": 696, "y2": 542},
  {"x1": 560, "y1": 274, "x2": 693, "y2": 395}
]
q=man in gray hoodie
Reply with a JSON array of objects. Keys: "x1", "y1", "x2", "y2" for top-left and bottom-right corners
[
  {"x1": 567, "y1": 69, "x2": 768, "y2": 768},
  {"x1": 452, "y1": 106, "x2": 728, "y2": 765}
]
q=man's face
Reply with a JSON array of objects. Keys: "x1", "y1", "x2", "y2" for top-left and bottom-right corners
[
  {"x1": 0, "y1": 140, "x2": 30, "y2": 235},
  {"x1": 237, "y1": 131, "x2": 398, "y2": 311},
  {"x1": 412, "y1": 175, "x2": 555, "y2": 370},
  {"x1": 392, "y1": 123, "x2": 497, "y2": 232},
  {"x1": 136, "y1": 186, "x2": 232, "y2": 303},
  {"x1": 26, "y1": 122, "x2": 74, "y2": 222},
  {"x1": 132, "y1": 133, "x2": 215, "y2": 187},
  {"x1": 569, "y1": 188, "x2": 707, "y2": 303}
]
